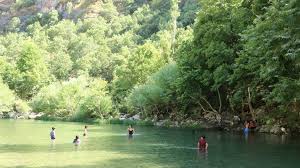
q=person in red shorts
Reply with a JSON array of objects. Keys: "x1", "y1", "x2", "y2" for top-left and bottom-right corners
[{"x1": 198, "y1": 136, "x2": 208, "y2": 150}]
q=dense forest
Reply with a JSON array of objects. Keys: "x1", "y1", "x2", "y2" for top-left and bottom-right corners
[{"x1": 0, "y1": 0, "x2": 299, "y2": 132}]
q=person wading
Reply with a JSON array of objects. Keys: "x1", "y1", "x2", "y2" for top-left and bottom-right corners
[{"x1": 198, "y1": 136, "x2": 208, "y2": 150}]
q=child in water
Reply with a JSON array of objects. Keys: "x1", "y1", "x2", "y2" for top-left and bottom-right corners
[
  {"x1": 244, "y1": 121, "x2": 249, "y2": 133},
  {"x1": 128, "y1": 125, "x2": 134, "y2": 135},
  {"x1": 73, "y1": 135, "x2": 81, "y2": 145},
  {"x1": 83, "y1": 125, "x2": 88, "y2": 137},
  {"x1": 198, "y1": 136, "x2": 208, "y2": 150}
]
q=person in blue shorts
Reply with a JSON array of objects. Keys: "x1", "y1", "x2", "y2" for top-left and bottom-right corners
[
  {"x1": 50, "y1": 127, "x2": 56, "y2": 142},
  {"x1": 244, "y1": 122, "x2": 249, "y2": 134}
]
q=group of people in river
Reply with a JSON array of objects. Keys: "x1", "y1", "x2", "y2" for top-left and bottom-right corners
[
  {"x1": 49, "y1": 124, "x2": 212, "y2": 151},
  {"x1": 49, "y1": 125, "x2": 135, "y2": 146},
  {"x1": 50, "y1": 125, "x2": 88, "y2": 146}
]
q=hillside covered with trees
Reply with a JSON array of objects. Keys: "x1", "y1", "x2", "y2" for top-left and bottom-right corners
[{"x1": 0, "y1": 0, "x2": 299, "y2": 133}]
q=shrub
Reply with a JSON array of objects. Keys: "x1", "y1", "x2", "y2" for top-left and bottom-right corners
[
  {"x1": 15, "y1": 99, "x2": 31, "y2": 113},
  {"x1": 128, "y1": 63, "x2": 179, "y2": 118},
  {"x1": 0, "y1": 80, "x2": 15, "y2": 113},
  {"x1": 31, "y1": 76, "x2": 114, "y2": 120}
]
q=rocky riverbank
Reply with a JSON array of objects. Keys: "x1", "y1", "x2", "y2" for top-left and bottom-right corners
[
  {"x1": 1, "y1": 111, "x2": 297, "y2": 135},
  {"x1": 118, "y1": 112, "x2": 296, "y2": 135},
  {"x1": 0, "y1": 112, "x2": 44, "y2": 119}
]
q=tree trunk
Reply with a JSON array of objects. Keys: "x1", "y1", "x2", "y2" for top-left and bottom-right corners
[
  {"x1": 247, "y1": 87, "x2": 255, "y2": 120},
  {"x1": 217, "y1": 88, "x2": 222, "y2": 113}
]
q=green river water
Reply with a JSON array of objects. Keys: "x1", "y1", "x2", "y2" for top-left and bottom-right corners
[{"x1": 0, "y1": 120, "x2": 299, "y2": 168}]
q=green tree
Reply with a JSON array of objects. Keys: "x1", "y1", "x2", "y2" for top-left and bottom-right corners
[
  {"x1": 232, "y1": 0, "x2": 300, "y2": 124},
  {"x1": 6, "y1": 17, "x2": 21, "y2": 32},
  {"x1": 128, "y1": 63, "x2": 179, "y2": 119},
  {"x1": 15, "y1": 41, "x2": 50, "y2": 99},
  {"x1": 0, "y1": 79, "x2": 15, "y2": 113},
  {"x1": 175, "y1": 0, "x2": 254, "y2": 116},
  {"x1": 112, "y1": 42, "x2": 167, "y2": 112}
]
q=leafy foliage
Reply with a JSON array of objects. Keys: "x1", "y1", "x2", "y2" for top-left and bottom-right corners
[
  {"x1": 31, "y1": 76, "x2": 113, "y2": 120},
  {"x1": 0, "y1": 80, "x2": 15, "y2": 113},
  {"x1": 128, "y1": 63, "x2": 179, "y2": 119},
  {"x1": 0, "y1": 0, "x2": 298, "y2": 130}
]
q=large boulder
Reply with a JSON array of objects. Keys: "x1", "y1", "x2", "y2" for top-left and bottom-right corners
[
  {"x1": 204, "y1": 112, "x2": 221, "y2": 125},
  {"x1": 259, "y1": 125, "x2": 271, "y2": 133},
  {"x1": 17, "y1": 116, "x2": 26, "y2": 119},
  {"x1": 270, "y1": 124, "x2": 282, "y2": 134},
  {"x1": 132, "y1": 114, "x2": 140, "y2": 120},
  {"x1": 28, "y1": 112, "x2": 38, "y2": 119},
  {"x1": 8, "y1": 112, "x2": 17, "y2": 119},
  {"x1": 119, "y1": 113, "x2": 127, "y2": 120},
  {"x1": 155, "y1": 120, "x2": 168, "y2": 127},
  {"x1": 233, "y1": 115, "x2": 240, "y2": 124},
  {"x1": 155, "y1": 120, "x2": 164, "y2": 127}
]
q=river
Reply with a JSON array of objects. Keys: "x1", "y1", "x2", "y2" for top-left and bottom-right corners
[{"x1": 0, "y1": 120, "x2": 299, "y2": 168}]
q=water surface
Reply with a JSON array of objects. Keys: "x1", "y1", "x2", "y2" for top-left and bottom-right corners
[{"x1": 0, "y1": 120, "x2": 299, "y2": 168}]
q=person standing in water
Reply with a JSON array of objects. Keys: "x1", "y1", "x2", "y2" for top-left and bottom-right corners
[
  {"x1": 198, "y1": 136, "x2": 208, "y2": 150},
  {"x1": 83, "y1": 125, "x2": 88, "y2": 137},
  {"x1": 50, "y1": 127, "x2": 56, "y2": 142},
  {"x1": 128, "y1": 125, "x2": 134, "y2": 136},
  {"x1": 244, "y1": 121, "x2": 249, "y2": 134},
  {"x1": 73, "y1": 135, "x2": 81, "y2": 145}
]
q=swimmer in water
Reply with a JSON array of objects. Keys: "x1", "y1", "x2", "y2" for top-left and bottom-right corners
[
  {"x1": 244, "y1": 121, "x2": 249, "y2": 134},
  {"x1": 83, "y1": 125, "x2": 88, "y2": 137},
  {"x1": 128, "y1": 125, "x2": 134, "y2": 136},
  {"x1": 198, "y1": 136, "x2": 208, "y2": 150},
  {"x1": 73, "y1": 135, "x2": 81, "y2": 145},
  {"x1": 50, "y1": 127, "x2": 56, "y2": 142}
]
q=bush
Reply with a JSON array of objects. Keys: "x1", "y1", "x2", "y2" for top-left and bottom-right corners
[
  {"x1": 15, "y1": 99, "x2": 31, "y2": 113},
  {"x1": 0, "y1": 80, "x2": 15, "y2": 113},
  {"x1": 128, "y1": 63, "x2": 179, "y2": 118},
  {"x1": 31, "y1": 78, "x2": 85, "y2": 118},
  {"x1": 31, "y1": 76, "x2": 114, "y2": 120}
]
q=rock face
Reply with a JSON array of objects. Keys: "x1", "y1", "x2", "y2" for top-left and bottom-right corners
[
  {"x1": 131, "y1": 114, "x2": 140, "y2": 120},
  {"x1": 270, "y1": 124, "x2": 282, "y2": 134},
  {"x1": 155, "y1": 120, "x2": 167, "y2": 127},
  {"x1": 0, "y1": 111, "x2": 43, "y2": 119},
  {"x1": 36, "y1": 0, "x2": 58, "y2": 12},
  {"x1": 259, "y1": 125, "x2": 271, "y2": 133},
  {"x1": 204, "y1": 112, "x2": 221, "y2": 126},
  {"x1": 28, "y1": 112, "x2": 44, "y2": 119},
  {"x1": 118, "y1": 113, "x2": 141, "y2": 121},
  {"x1": 8, "y1": 112, "x2": 18, "y2": 119},
  {"x1": 119, "y1": 113, "x2": 127, "y2": 120},
  {"x1": 259, "y1": 124, "x2": 286, "y2": 135}
]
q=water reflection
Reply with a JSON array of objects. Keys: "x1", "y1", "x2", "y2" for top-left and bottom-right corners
[
  {"x1": 281, "y1": 134, "x2": 286, "y2": 144},
  {"x1": 197, "y1": 149, "x2": 208, "y2": 160},
  {"x1": 73, "y1": 144, "x2": 80, "y2": 151},
  {"x1": 244, "y1": 132, "x2": 249, "y2": 143},
  {"x1": 49, "y1": 141, "x2": 56, "y2": 152}
]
